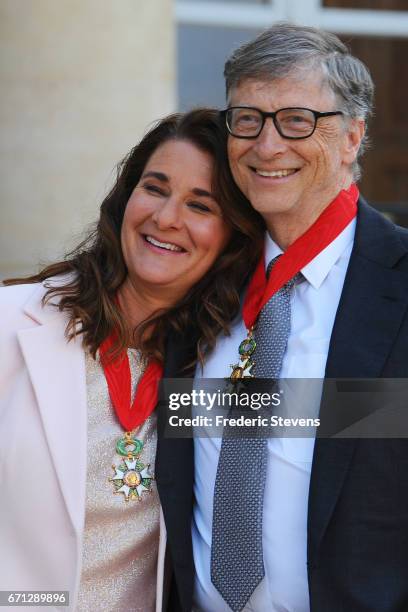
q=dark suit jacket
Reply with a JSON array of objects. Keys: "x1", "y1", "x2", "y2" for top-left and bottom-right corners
[{"x1": 156, "y1": 199, "x2": 408, "y2": 612}]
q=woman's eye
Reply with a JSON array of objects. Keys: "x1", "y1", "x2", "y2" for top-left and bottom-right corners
[
  {"x1": 188, "y1": 201, "x2": 211, "y2": 212},
  {"x1": 143, "y1": 183, "x2": 165, "y2": 195}
]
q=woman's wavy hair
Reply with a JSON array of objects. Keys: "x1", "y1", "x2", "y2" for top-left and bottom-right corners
[{"x1": 4, "y1": 108, "x2": 265, "y2": 366}]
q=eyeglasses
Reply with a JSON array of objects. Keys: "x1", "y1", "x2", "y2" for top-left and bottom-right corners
[{"x1": 222, "y1": 106, "x2": 344, "y2": 140}]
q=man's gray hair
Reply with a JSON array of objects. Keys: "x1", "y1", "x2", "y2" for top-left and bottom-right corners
[{"x1": 224, "y1": 23, "x2": 374, "y2": 179}]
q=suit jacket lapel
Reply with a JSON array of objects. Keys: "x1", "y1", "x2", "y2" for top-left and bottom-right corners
[
  {"x1": 157, "y1": 329, "x2": 196, "y2": 489},
  {"x1": 17, "y1": 285, "x2": 87, "y2": 536},
  {"x1": 325, "y1": 200, "x2": 408, "y2": 379},
  {"x1": 156, "y1": 330, "x2": 197, "y2": 611},
  {"x1": 308, "y1": 199, "x2": 408, "y2": 564}
]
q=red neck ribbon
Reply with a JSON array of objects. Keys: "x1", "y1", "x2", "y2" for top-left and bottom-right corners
[
  {"x1": 99, "y1": 333, "x2": 163, "y2": 432},
  {"x1": 243, "y1": 184, "x2": 359, "y2": 330}
]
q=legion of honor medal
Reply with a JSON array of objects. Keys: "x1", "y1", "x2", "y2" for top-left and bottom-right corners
[
  {"x1": 229, "y1": 328, "x2": 256, "y2": 381},
  {"x1": 100, "y1": 333, "x2": 163, "y2": 504},
  {"x1": 109, "y1": 431, "x2": 153, "y2": 502}
]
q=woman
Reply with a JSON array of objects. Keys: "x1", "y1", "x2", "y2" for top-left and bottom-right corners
[{"x1": 0, "y1": 109, "x2": 264, "y2": 611}]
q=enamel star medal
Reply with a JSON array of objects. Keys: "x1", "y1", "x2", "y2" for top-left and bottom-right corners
[
  {"x1": 109, "y1": 432, "x2": 153, "y2": 502},
  {"x1": 99, "y1": 332, "x2": 163, "y2": 504}
]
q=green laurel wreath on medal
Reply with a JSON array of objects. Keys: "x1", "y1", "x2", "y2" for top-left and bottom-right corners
[
  {"x1": 229, "y1": 327, "x2": 257, "y2": 381},
  {"x1": 109, "y1": 432, "x2": 153, "y2": 502}
]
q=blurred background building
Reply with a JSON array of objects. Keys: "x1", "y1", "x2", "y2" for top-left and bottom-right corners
[
  {"x1": 0, "y1": 0, "x2": 175, "y2": 278},
  {"x1": 1, "y1": 0, "x2": 407, "y2": 278}
]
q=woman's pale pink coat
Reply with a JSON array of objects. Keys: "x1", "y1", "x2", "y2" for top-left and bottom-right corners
[{"x1": 0, "y1": 282, "x2": 167, "y2": 612}]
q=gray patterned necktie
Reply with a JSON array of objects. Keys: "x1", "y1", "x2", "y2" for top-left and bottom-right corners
[{"x1": 211, "y1": 256, "x2": 298, "y2": 612}]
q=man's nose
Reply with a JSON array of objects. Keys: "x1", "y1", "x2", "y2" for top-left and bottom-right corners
[
  {"x1": 151, "y1": 196, "x2": 183, "y2": 230},
  {"x1": 252, "y1": 118, "x2": 287, "y2": 159}
]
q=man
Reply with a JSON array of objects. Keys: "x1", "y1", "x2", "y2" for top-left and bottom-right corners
[{"x1": 157, "y1": 23, "x2": 408, "y2": 612}]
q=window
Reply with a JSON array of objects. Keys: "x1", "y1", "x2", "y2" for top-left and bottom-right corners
[
  {"x1": 178, "y1": 25, "x2": 262, "y2": 109},
  {"x1": 176, "y1": 0, "x2": 408, "y2": 220}
]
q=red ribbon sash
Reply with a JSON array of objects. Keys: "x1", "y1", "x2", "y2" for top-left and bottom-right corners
[
  {"x1": 99, "y1": 333, "x2": 163, "y2": 432},
  {"x1": 243, "y1": 184, "x2": 359, "y2": 329}
]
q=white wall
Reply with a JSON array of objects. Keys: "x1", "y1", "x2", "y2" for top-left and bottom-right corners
[{"x1": 0, "y1": 0, "x2": 175, "y2": 278}]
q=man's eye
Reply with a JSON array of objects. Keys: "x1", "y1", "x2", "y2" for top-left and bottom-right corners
[
  {"x1": 284, "y1": 115, "x2": 304, "y2": 122},
  {"x1": 236, "y1": 113, "x2": 259, "y2": 125},
  {"x1": 282, "y1": 114, "x2": 312, "y2": 126}
]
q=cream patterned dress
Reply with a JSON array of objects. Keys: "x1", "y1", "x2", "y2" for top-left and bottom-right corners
[{"x1": 76, "y1": 350, "x2": 160, "y2": 612}]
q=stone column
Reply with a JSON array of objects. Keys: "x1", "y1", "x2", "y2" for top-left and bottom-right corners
[{"x1": 0, "y1": 0, "x2": 175, "y2": 278}]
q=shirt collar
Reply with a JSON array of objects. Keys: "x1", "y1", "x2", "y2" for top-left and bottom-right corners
[{"x1": 264, "y1": 217, "x2": 356, "y2": 290}]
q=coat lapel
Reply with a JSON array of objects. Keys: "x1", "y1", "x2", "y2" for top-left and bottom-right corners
[
  {"x1": 157, "y1": 328, "x2": 197, "y2": 478},
  {"x1": 156, "y1": 330, "x2": 197, "y2": 611},
  {"x1": 325, "y1": 201, "x2": 408, "y2": 379},
  {"x1": 308, "y1": 200, "x2": 408, "y2": 564},
  {"x1": 17, "y1": 285, "x2": 87, "y2": 536}
]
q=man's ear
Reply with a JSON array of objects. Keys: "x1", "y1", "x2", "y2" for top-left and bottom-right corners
[{"x1": 343, "y1": 118, "x2": 365, "y2": 164}]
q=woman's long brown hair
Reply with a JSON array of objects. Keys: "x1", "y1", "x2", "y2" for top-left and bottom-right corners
[{"x1": 4, "y1": 109, "x2": 265, "y2": 366}]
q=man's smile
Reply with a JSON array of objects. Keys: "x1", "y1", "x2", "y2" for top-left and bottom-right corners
[{"x1": 252, "y1": 167, "x2": 300, "y2": 178}]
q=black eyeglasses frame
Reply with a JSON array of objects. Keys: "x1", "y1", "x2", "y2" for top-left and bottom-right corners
[{"x1": 221, "y1": 106, "x2": 344, "y2": 140}]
